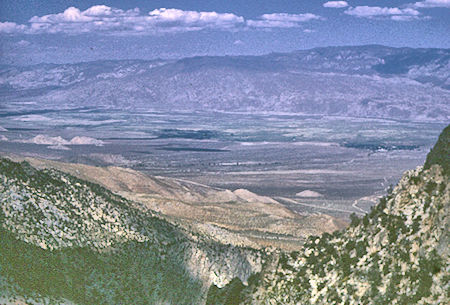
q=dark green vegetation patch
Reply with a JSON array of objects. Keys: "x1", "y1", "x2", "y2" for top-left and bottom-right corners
[
  {"x1": 425, "y1": 124, "x2": 450, "y2": 174},
  {"x1": 0, "y1": 158, "x2": 211, "y2": 304}
]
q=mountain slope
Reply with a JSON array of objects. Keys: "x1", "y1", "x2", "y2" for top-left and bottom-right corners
[
  {"x1": 1, "y1": 45, "x2": 449, "y2": 121},
  {"x1": 0, "y1": 158, "x2": 263, "y2": 304},
  {"x1": 208, "y1": 125, "x2": 449, "y2": 304},
  {"x1": 425, "y1": 124, "x2": 450, "y2": 174},
  {"x1": 3, "y1": 154, "x2": 346, "y2": 251}
]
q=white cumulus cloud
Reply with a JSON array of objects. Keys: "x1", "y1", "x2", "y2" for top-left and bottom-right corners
[
  {"x1": 148, "y1": 8, "x2": 244, "y2": 30},
  {"x1": 344, "y1": 6, "x2": 421, "y2": 20},
  {"x1": 0, "y1": 21, "x2": 27, "y2": 34},
  {"x1": 0, "y1": 6, "x2": 245, "y2": 35},
  {"x1": 0, "y1": 5, "x2": 323, "y2": 35},
  {"x1": 247, "y1": 13, "x2": 322, "y2": 28},
  {"x1": 323, "y1": 1, "x2": 349, "y2": 8},
  {"x1": 412, "y1": 0, "x2": 450, "y2": 8}
]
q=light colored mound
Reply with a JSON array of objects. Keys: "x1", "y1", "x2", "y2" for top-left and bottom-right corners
[
  {"x1": 20, "y1": 134, "x2": 104, "y2": 146},
  {"x1": 0, "y1": 126, "x2": 7, "y2": 131},
  {"x1": 0, "y1": 135, "x2": 8, "y2": 141},
  {"x1": 69, "y1": 136, "x2": 104, "y2": 146},
  {"x1": 26, "y1": 135, "x2": 69, "y2": 145},
  {"x1": 296, "y1": 190, "x2": 324, "y2": 198},
  {"x1": 233, "y1": 188, "x2": 278, "y2": 204}
]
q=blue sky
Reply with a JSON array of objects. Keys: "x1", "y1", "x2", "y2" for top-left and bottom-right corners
[{"x1": 0, "y1": 0, "x2": 449, "y2": 64}]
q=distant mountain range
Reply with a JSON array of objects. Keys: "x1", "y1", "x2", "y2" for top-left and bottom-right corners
[{"x1": 1, "y1": 45, "x2": 449, "y2": 121}]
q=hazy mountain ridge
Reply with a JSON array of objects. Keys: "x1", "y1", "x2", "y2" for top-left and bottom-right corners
[
  {"x1": 0, "y1": 59, "x2": 170, "y2": 91},
  {"x1": 1, "y1": 45, "x2": 449, "y2": 121},
  {"x1": 208, "y1": 126, "x2": 450, "y2": 304},
  {"x1": 0, "y1": 158, "x2": 264, "y2": 304}
]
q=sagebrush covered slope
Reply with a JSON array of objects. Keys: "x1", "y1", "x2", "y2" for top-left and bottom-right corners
[
  {"x1": 0, "y1": 158, "x2": 263, "y2": 304},
  {"x1": 208, "y1": 126, "x2": 449, "y2": 305}
]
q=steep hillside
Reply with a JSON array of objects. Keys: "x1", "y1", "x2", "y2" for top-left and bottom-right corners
[
  {"x1": 425, "y1": 124, "x2": 450, "y2": 174},
  {"x1": 1, "y1": 45, "x2": 449, "y2": 121},
  {"x1": 0, "y1": 158, "x2": 263, "y2": 304},
  {"x1": 208, "y1": 127, "x2": 449, "y2": 304},
  {"x1": 3, "y1": 154, "x2": 346, "y2": 251}
]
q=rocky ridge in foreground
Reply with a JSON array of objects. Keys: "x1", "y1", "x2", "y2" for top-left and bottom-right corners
[{"x1": 0, "y1": 158, "x2": 263, "y2": 304}]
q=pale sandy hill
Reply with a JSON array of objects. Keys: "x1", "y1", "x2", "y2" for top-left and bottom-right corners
[{"x1": 296, "y1": 190, "x2": 324, "y2": 198}]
